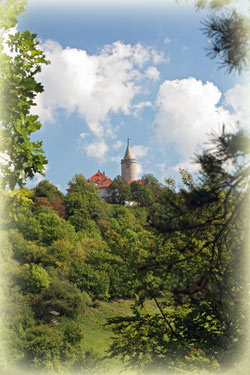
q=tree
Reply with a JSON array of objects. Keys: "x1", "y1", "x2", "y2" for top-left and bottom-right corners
[
  {"x1": 69, "y1": 261, "x2": 110, "y2": 300},
  {"x1": 193, "y1": 0, "x2": 237, "y2": 10},
  {"x1": 18, "y1": 263, "x2": 50, "y2": 294},
  {"x1": 107, "y1": 176, "x2": 131, "y2": 205},
  {"x1": 106, "y1": 129, "x2": 250, "y2": 373},
  {"x1": 67, "y1": 173, "x2": 89, "y2": 193},
  {"x1": 130, "y1": 181, "x2": 154, "y2": 207},
  {"x1": 36, "y1": 278, "x2": 85, "y2": 318},
  {"x1": 130, "y1": 175, "x2": 163, "y2": 207},
  {"x1": 106, "y1": 3, "x2": 250, "y2": 369},
  {"x1": 65, "y1": 174, "x2": 105, "y2": 231},
  {"x1": 1, "y1": 284, "x2": 36, "y2": 370},
  {"x1": 23, "y1": 325, "x2": 65, "y2": 371},
  {"x1": 33, "y1": 180, "x2": 66, "y2": 217},
  {"x1": 33, "y1": 180, "x2": 64, "y2": 200},
  {"x1": 202, "y1": 10, "x2": 250, "y2": 74},
  {"x1": 0, "y1": 0, "x2": 49, "y2": 190},
  {"x1": 176, "y1": 0, "x2": 250, "y2": 74},
  {"x1": 35, "y1": 207, "x2": 77, "y2": 246}
]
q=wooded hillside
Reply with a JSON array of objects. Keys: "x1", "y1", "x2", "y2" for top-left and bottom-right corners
[{"x1": 1, "y1": 1, "x2": 249, "y2": 374}]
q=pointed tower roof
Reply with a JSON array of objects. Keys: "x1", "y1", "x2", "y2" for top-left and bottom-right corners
[{"x1": 123, "y1": 137, "x2": 135, "y2": 160}]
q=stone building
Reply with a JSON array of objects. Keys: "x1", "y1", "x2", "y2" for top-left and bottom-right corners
[{"x1": 121, "y1": 138, "x2": 137, "y2": 182}]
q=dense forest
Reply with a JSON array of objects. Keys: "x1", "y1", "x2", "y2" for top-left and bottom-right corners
[
  {"x1": 1, "y1": 1, "x2": 250, "y2": 375},
  {"x1": 1, "y1": 162, "x2": 250, "y2": 374}
]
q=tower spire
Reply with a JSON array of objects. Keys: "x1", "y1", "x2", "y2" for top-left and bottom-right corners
[{"x1": 121, "y1": 138, "x2": 137, "y2": 182}]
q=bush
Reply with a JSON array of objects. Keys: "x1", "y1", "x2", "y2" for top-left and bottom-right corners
[
  {"x1": 35, "y1": 209, "x2": 77, "y2": 246},
  {"x1": 41, "y1": 239, "x2": 74, "y2": 268},
  {"x1": 69, "y1": 262, "x2": 110, "y2": 300},
  {"x1": 23, "y1": 325, "x2": 64, "y2": 370},
  {"x1": 37, "y1": 278, "x2": 85, "y2": 318},
  {"x1": 18, "y1": 263, "x2": 50, "y2": 294}
]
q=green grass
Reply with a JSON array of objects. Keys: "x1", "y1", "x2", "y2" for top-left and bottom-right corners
[
  {"x1": 79, "y1": 298, "x2": 161, "y2": 355},
  {"x1": 55, "y1": 298, "x2": 166, "y2": 374},
  {"x1": 75, "y1": 298, "x2": 161, "y2": 374},
  {"x1": 79, "y1": 299, "x2": 133, "y2": 354}
]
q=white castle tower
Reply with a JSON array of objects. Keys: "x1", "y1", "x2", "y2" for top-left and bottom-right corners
[{"x1": 121, "y1": 138, "x2": 137, "y2": 182}]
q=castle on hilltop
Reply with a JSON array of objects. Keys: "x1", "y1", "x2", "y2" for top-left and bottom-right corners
[{"x1": 88, "y1": 139, "x2": 138, "y2": 200}]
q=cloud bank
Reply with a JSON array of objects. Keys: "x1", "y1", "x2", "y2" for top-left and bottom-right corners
[
  {"x1": 153, "y1": 77, "x2": 237, "y2": 170},
  {"x1": 224, "y1": 83, "x2": 250, "y2": 127},
  {"x1": 31, "y1": 37, "x2": 248, "y2": 174},
  {"x1": 33, "y1": 40, "x2": 165, "y2": 138}
]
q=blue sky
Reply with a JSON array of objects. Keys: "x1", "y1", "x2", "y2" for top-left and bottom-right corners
[{"x1": 17, "y1": 0, "x2": 249, "y2": 192}]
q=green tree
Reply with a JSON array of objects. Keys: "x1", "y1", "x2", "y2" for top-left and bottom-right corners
[
  {"x1": 65, "y1": 174, "x2": 104, "y2": 231},
  {"x1": 193, "y1": 0, "x2": 238, "y2": 10},
  {"x1": 18, "y1": 263, "x2": 50, "y2": 294},
  {"x1": 107, "y1": 176, "x2": 131, "y2": 205},
  {"x1": 130, "y1": 175, "x2": 163, "y2": 207},
  {"x1": 202, "y1": 10, "x2": 250, "y2": 74},
  {"x1": 106, "y1": 129, "x2": 250, "y2": 373},
  {"x1": 67, "y1": 173, "x2": 98, "y2": 195},
  {"x1": 176, "y1": 1, "x2": 250, "y2": 74},
  {"x1": 69, "y1": 236, "x2": 111, "y2": 299},
  {"x1": 65, "y1": 191, "x2": 90, "y2": 231},
  {"x1": 23, "y1": 325, "x2": 64, "y2": 371},
  {"x1": 10, "y1": 229, "x2": 47, "y2": 264},
  {"x1": 14, "y1": 211, "x2": 42, "y2": 241},
  {"x1": 42, "y1": 239, "x2": 74, "y2": 268},
  {"x1": 1, "y1": 286, "x2": 36, "y2": 370},
  {"x1": 69, "y1": 262, "x2": 110, "y2": 300},
  {"x1": 142, "y1": 174, "x2": 163, "y2": 200},
  {"x1": 130, "y1": 181, "x2": 154, "y2": 207},
  {"x1": 33, "y1": 180, "x2": 64, "y2": 200},
  {"x1": 34, "y1": 207, "x2": 77, "y2": 246},
  {"x1": 0, "y1": 0, "x2": 49, "y2": 190},
  {"x1": 37, "y1": 278, "x2": 85, "y2": 318},
  {"x1": 33, "y1": 180, "x2": 66, "y2": 218}
]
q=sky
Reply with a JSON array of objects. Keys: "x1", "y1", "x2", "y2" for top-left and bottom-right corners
[{"x1": 16, "y1": 0, "x2": 250, "y2": 192}]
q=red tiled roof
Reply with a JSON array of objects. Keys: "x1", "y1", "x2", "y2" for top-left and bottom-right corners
[
  {"x1": 89, "y1": 170, "x2": 112, "y2": 188},
  {"x1": 97, "y1": 178, "x2": 112, "y2": 188},
  {"x1": 89, "y1": 170, "x2": 105, "y2": 182}
]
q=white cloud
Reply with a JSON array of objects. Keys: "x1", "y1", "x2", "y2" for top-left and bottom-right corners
[
  {"x1": 110, "y1": 155, "x2": 121, "y2": 163},
  {"x1": 80, "y1": 132, "x2": 89, "y2": 139},
  {"x1": 113, "y1": 140, "x2": 123, "y2": 150},
  {"x1": 132, "y1": 101, "x2": 152, "y2": 116},
  {"x1": 131, "y1": 145, "x2": 148, "y2": 159},
  {"x1": 85, "y1": 140, "x2": 108, "y2": 160},
  {"x1": 164, "y1": 37, "x2": 172, "y2": 45},
  {"x1": 172, "y1": 160, "x2": 200, "y2": 174},
  {"x1": 153, "y1": 77, "x2": 237, "y2": 170},
  {"x1": 145, "y1": 66, "x2": 160, "y2": 81},
  {"x1": 156, "y1": 163, "x2": 166, "y2": 172},
  {"x1": 136, "y1": 162, "x2": 143, "y2": 177},
  {"x1": 33, "y1": 93, "x2": 56, "y2": 124},
  {"x1": 32, "y1": 40, "x2": 164, "y2": 138},
  {"x1": 152, "y1": 49, "x2": 165, "y2": 64},
  {"x1": 224, "y1": 83, "x2": 250, "y2": 127}
]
